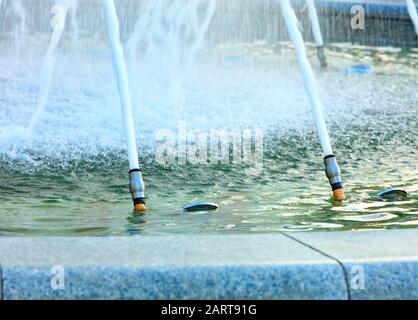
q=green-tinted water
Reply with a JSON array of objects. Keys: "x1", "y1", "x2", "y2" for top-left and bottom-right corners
[{"x1": 0, "y1": 42, "x2": 417, "y2": 236}]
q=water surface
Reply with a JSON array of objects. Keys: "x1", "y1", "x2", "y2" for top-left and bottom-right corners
[{"x1": 0, "y1": 7, "x2": 417, "y2": 235}]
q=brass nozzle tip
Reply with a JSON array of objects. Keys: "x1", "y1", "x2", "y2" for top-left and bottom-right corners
[
  {"x1": 333, "y1": 188, "x2": 346, "y2": 201},
  {"x1": 134, "y1": 203, "x2": 146, "y2": 212}
]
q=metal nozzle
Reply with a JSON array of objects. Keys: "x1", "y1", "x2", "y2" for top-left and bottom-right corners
[
  {"x1": 129, "y1": 169, "x2": 145, "y2": 209},
  {"x1": 324, "y1": 155, "x2": 342, "y2": 189},
  {"x1": 324, "y1": 155, "x2": 346, "y2": 201},
  {"x1": 317, "y1": 45, "x2": 328, "y2": 68}
]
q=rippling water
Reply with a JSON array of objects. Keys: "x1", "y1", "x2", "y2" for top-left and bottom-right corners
[{"x1": 0, "y1": 39, "x2": 417, "y2": 236}]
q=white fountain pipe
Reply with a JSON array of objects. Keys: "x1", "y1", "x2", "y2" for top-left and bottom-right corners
[
  {"x1": 280, "y1": 0, "x2": 345, "y2": 200},
  {"x1": 406, "y1": 0, "x2": 418, "y2": 35},
  {"x1": 306, "y1": 0, "x2": 324, "y2": 47},
  {"x1": 103, "y1": 0, "x2": 139, "y2": 170},
  {"x1": 103, "y1": 0, "x2": 145, "y2": 211},
  {"x1": 280, "y1": 0, "x2": 332, "y2": 156}
]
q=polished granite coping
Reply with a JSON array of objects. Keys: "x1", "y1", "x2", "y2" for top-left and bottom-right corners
[
  {"x1": 0, "y1": 229, "x2": 417, "y2": 299},
  {"x1": 288, "y1": 229, "x2": 418, "y2": 300}
]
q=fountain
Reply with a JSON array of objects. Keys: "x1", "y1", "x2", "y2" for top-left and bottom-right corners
[
  {"x1": 0, "y1": 0, "x2": 417, "y2": 235},
  {"x1": 1, "y1": 0, "x2": 418, "y2": 302}
]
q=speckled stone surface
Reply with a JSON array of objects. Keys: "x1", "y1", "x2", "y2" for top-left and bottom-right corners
[
  {"x1": 1, "y1": 230, "x2": 417, "y2": 300},
  {"x1": 289, "y1": 229, "x2": 418, "y2": 299},
  {"x1": 0, "y1": 234, "x2": 347, "y2": 300},
  {"x1": 0, "y1": 263, "x2": 2, "y2": 299},
  {"x1": 3, "y1": 264, "x2": 347, "y2": 300}
]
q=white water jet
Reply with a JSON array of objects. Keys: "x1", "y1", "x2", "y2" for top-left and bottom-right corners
[
  {"x1": 69, "y1": 0, "x2": 80, "y2": 47},
  {"x1": 11, "y1": 0, "x2": 27, "y2": 56},
  {"x1": 306, "y1": 0, "x2": 324, "y2": 47},
  {"x1": 406, "y1": 0, "x2": 418, "y2": 36},
  {"x1": 125, "y1": 0, "x2": 217, "y2": 119},
  {"x1": 279, "y1": 0, "x2": 333, "y2": 156},
  {"x1": 103, "y1": 0, "x2": 140, "y2": 170},
  {"x1": 27, "y1": 0, "x2": 70, "y2": 138}
]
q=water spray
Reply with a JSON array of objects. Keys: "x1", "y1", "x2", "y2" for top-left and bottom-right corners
[
  {"x1": 103, "y1": 0, "x2": 146, "y2": 212},
  {"x1": 406, "y1": 0, "x2": 418, "y2": 37},
  {"x1": 306, "y1": 0, "x2": 327, "y2": 68},
  {"x1": 280, "y1": 0, "x2": 346, "y2": 201},
  {"x1": 27, "y1": 0, "x2": 70, "y2": 137}
]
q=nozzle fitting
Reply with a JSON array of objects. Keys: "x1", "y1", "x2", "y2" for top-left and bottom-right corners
[
  {"x1": 324, "y1": 155, "x2": 346, "y2": 201},
  {"x1": 317, "y1": 45, "x2": 328, "y2": 68},
  {"x1": 129, "y1": 169, "x2": 146, "y2": 211}
]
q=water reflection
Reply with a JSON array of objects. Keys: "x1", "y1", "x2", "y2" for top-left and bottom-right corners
[{"x1": 125, "y1": 212, "x2": 147, "y2": 235}]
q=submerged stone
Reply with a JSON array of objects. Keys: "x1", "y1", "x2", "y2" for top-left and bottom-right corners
[
  {"x1": 183, "y1": 202, "x2": 220, "y2": 212},
  {"x1": 376, "y1": 188, "x2": 408, "y2": 200}
]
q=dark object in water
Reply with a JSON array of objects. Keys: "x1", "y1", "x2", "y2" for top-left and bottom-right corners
[
  {"x1": 183, "y1": 202, "x2": 219, "y2": 212},
  {"x1": 376, "y1": 188, "x2": 407, "y2": 200}
]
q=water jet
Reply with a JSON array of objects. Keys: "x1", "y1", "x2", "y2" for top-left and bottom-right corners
[
  {"x1": 306, "y1": 0, "x2": 327, "y2": 68},
  {"x1": 27, "y1": 0, "x2": 70, "y2": 138},
  {"x1": 103, "y1": 0, "x2": 146, "y2": 212},
  {"x1": 406, "y1": 0, "x2": 418, "y2": 36},
  {"x1": 280, "y1": 0, "x2": 346, "y2": 201}
]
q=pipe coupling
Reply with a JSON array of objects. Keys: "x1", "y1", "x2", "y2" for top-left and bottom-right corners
[
  {"x1": 129, "y1": 169, "x2": 145, "y2": 205},
  {"x1": 324, "y1": 155, "x2": 343, "y2": 190}
]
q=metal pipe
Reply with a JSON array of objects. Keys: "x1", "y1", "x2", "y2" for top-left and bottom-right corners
[
  {"x1": 129, "y1": 169, "x2": 145, "y2": 208},
  {"x1": 324, "y1": 155, "x2": 345, "y2": 200}
]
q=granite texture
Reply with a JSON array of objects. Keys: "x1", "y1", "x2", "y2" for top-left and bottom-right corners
[
  {"x1": 3, "y1": 264, "x2": 346, "y2": 300},
  {"x1": 289, "y1": 229, "x2": 418, "y2": 299},
  {"x1": 0, "y1": 234, "x2": 347, "y2": 300},
  {"x1": 1, "y1": 230, "x2": 417, "y2": 300}
]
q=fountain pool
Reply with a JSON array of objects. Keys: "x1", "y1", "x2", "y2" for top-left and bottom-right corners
[{"x1": 0, "y1": 0, "x2": 417, "y2": 236}]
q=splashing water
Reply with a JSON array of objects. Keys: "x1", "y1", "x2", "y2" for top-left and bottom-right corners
[
  {"x1": 125, "y1": 0, "x2": 217, "y2": 120},
  {"x1": 0, "y1": 0, "x2": 417, "y2": 236},
  {"x1": 27, "y1": 0, "x2": 70, "y2": 138}
]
